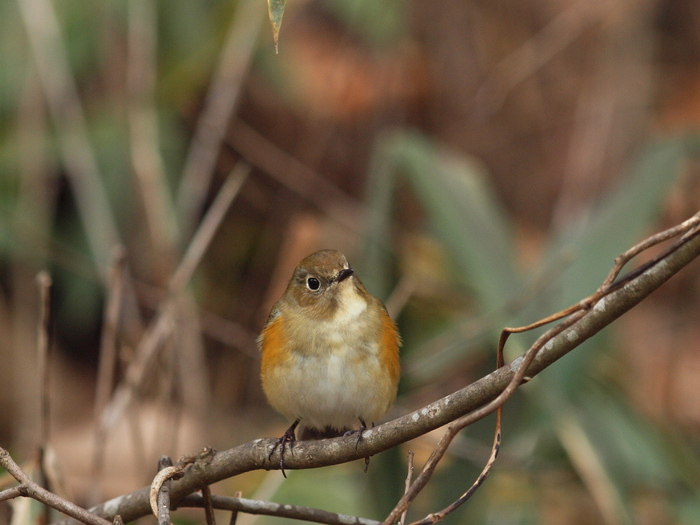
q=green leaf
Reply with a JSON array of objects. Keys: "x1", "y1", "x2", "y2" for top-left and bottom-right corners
[
  {"x1": 388, "y1": 131, "x2": 521, "y2": 311},
  {"x1": 359, "y1": 134, "x2": 401, "y2": 299},
  {"x1": 361, "y1": 130, "x2": 522, "y2": 385},
  {"x1": 267, "y1": 0, "x2": 286, "y2": 53},
  {"x1": 542, "y1": 137, "x2": 688, "y2": 313},
  {"x1": 529, "y1": 137, "x2": 688, "y2": 393}
]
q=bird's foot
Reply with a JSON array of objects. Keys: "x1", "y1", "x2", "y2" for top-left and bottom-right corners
[
  {"x1": 269, "y1": 419, "x2": 299, "y2": 478},
  {"x1": 343, "y1": 419, "x2": 374, "y2": 447},
  {"x1": 343, "y1": 419, "x2": 374, "y2": 472}
]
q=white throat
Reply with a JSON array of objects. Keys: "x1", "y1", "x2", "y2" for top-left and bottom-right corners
[{"x1": 334, "y1": 281, "x2": 367, "y2": 322}]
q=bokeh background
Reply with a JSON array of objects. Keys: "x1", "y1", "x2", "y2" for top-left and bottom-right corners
[{"x1": 1, "y1": 0, "x2": 700, "y2": 523}]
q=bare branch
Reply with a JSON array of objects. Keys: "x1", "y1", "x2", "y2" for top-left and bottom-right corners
[
  {"x1": 80, "y1": 214, "x2": 700, "y2": 524},
  {"x1": 0, "y1": 448, "x2": 111, "y2": 525},
  {"x1": 179, "y1": 493, "x2": 381, "y2": 525}
]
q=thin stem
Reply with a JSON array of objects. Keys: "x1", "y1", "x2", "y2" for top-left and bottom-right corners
[
  {"x1": 17, "y1": 0, "x2": 120, "y2": 277},
  {"x1": 170, "y1": 162, "x2": 251, "y2": 293},
  {"x1": 90, "y1": 248, "x2": 126, "y2": 504},
  {"x1": 177, "y1": 0, "x2": 264, "y2": 233},
  {"x1": 202, "y1": 486, "x2": 216, "y2": 525},
  {"x1": 398, "y1": 451, "x2": 414, "y2": 525},
  {"x1": 96, "y1": 163, "x2": 250, "y2": 440},
  {"x1": 36, "y1": 272, "x2": 52, "y2": 449}
]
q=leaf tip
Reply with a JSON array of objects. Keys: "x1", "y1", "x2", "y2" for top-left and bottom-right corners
[{"x1": 267, "y1": 0, "x2": 285, "y2": 54}]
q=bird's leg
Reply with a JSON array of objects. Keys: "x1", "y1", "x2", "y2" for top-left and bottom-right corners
[
  {"x1": 268, "y1": 419, "x2": 299, "y2": 478},
  {"x1": 356, "y1": 418, "x2": 369, "y2": 448}
]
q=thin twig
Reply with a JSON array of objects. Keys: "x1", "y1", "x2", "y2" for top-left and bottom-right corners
[
  {"x1": 473, "y1": 1, "x2": 604, "y2": 117},
  {"x1": 171, "y1": 162, "x2": 251, "y2": 292},
  {"x1": 36, "y1": 272, "x2": 53, "y2": 449},
  {"x1": 156, "y1": 457, "x2": 174, "y2": 525},
  {"x1": 556, "y1": 412, "x2": 626, "y2": 525},
  {"x1": 177, "y1": 0, "x2": 264, "y2": 233},
  {"x1": 409, "y1": 414, "x2": 501, "y2": 525},
  {"x1": 0, "y1": 448, "x2": 111, "y2": 525},
  {"x1": 385, "y1": 277, "x2": 416, "y2": 321},
  {"x1": 129, "y1": 278, "x2": 259, "y2": 358},
  {"x1": 229, "y1": 491, "x2": 242, "y2": 525},
  {"x1": 202, "y1": 486, "x2": 216, "y2": 525},
  {"x1": 398, "y1": 451, "x2": 414, "y2": 525},
  {"x1": 152, "y1": 306, "x2": 182, "y2": 460},
  {"x1": 498, "y1": 211, "x2": 700, "y2": 346},
  {"x1": 36, "y1": 271, "x2": 53, "y2": 524},
  {"x1": 406, "y1": 334, "x2": 507, "y2": 524},
  {"x1": 94, "y1": 248, "x2": 127, "y2": 415},
  {"x1": 179, "y1": 493, "x2": 381, "y2": 525},
  {"x1": 90, "y1": 248, "x2": 127, "y2": 504},
  {"x1": 380, "y1": 310, "x2": 572, "y2": 525},
  {"x1": 602, "y1": 211, "x2": 700, "y2": 289},
  {"x1": 97, "y1": 163, "x2": 250, "y2": 438},
  {"x1": 227, "y1": 119, "x2": 364, "y2": 231}
]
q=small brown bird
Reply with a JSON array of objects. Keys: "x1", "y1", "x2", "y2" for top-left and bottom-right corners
[{"x1": 258, "y1": 249, "x2": 401, "y2": 474}]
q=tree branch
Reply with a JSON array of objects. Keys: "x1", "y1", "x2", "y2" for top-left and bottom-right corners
[
  {"x1": 0, "y1": 448, "x2": 111, "y2": 525},
  {"x1": 79, "y1": 218, "x2": 700, "y2": 524}
]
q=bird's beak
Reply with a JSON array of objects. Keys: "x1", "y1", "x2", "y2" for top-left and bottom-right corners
[{"x1": 336, "y1": 268, "x2": 354, "y2": 282}]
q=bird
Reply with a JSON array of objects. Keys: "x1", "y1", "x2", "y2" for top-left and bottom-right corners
[{"x1": 258, "y1": 249, "x2": 401, "y2": 475}]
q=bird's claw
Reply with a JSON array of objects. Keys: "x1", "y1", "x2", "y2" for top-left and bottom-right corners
[
  {"x1": 343, "y1": 419, "x2": 374, "y2": 471},
  {"x1": 269, "y1": 420, "x2": 299, "y2": 478}
]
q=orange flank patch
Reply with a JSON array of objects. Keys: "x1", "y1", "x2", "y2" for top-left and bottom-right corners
[
  {"x1": 379, "y1": 310, "x2": 401, "y2": 387},
  {"x1": 260, "y1": 315, "x2": 290, "y2": 377}
]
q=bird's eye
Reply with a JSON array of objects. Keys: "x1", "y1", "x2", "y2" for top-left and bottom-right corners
[{"x1": 306, "y1": 277, "x2": 320, "y2": 291}]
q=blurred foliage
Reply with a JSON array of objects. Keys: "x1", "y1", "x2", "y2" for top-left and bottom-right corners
[
  {"x1": 361, "y1": 129, "x2": 700, "y2": 524},
  {"x1": 1, "y1": 0, "x2": 700, "y2": 524},
  {"x1": 322, "y1": 0, "x2": 407, "y2": 48}
]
